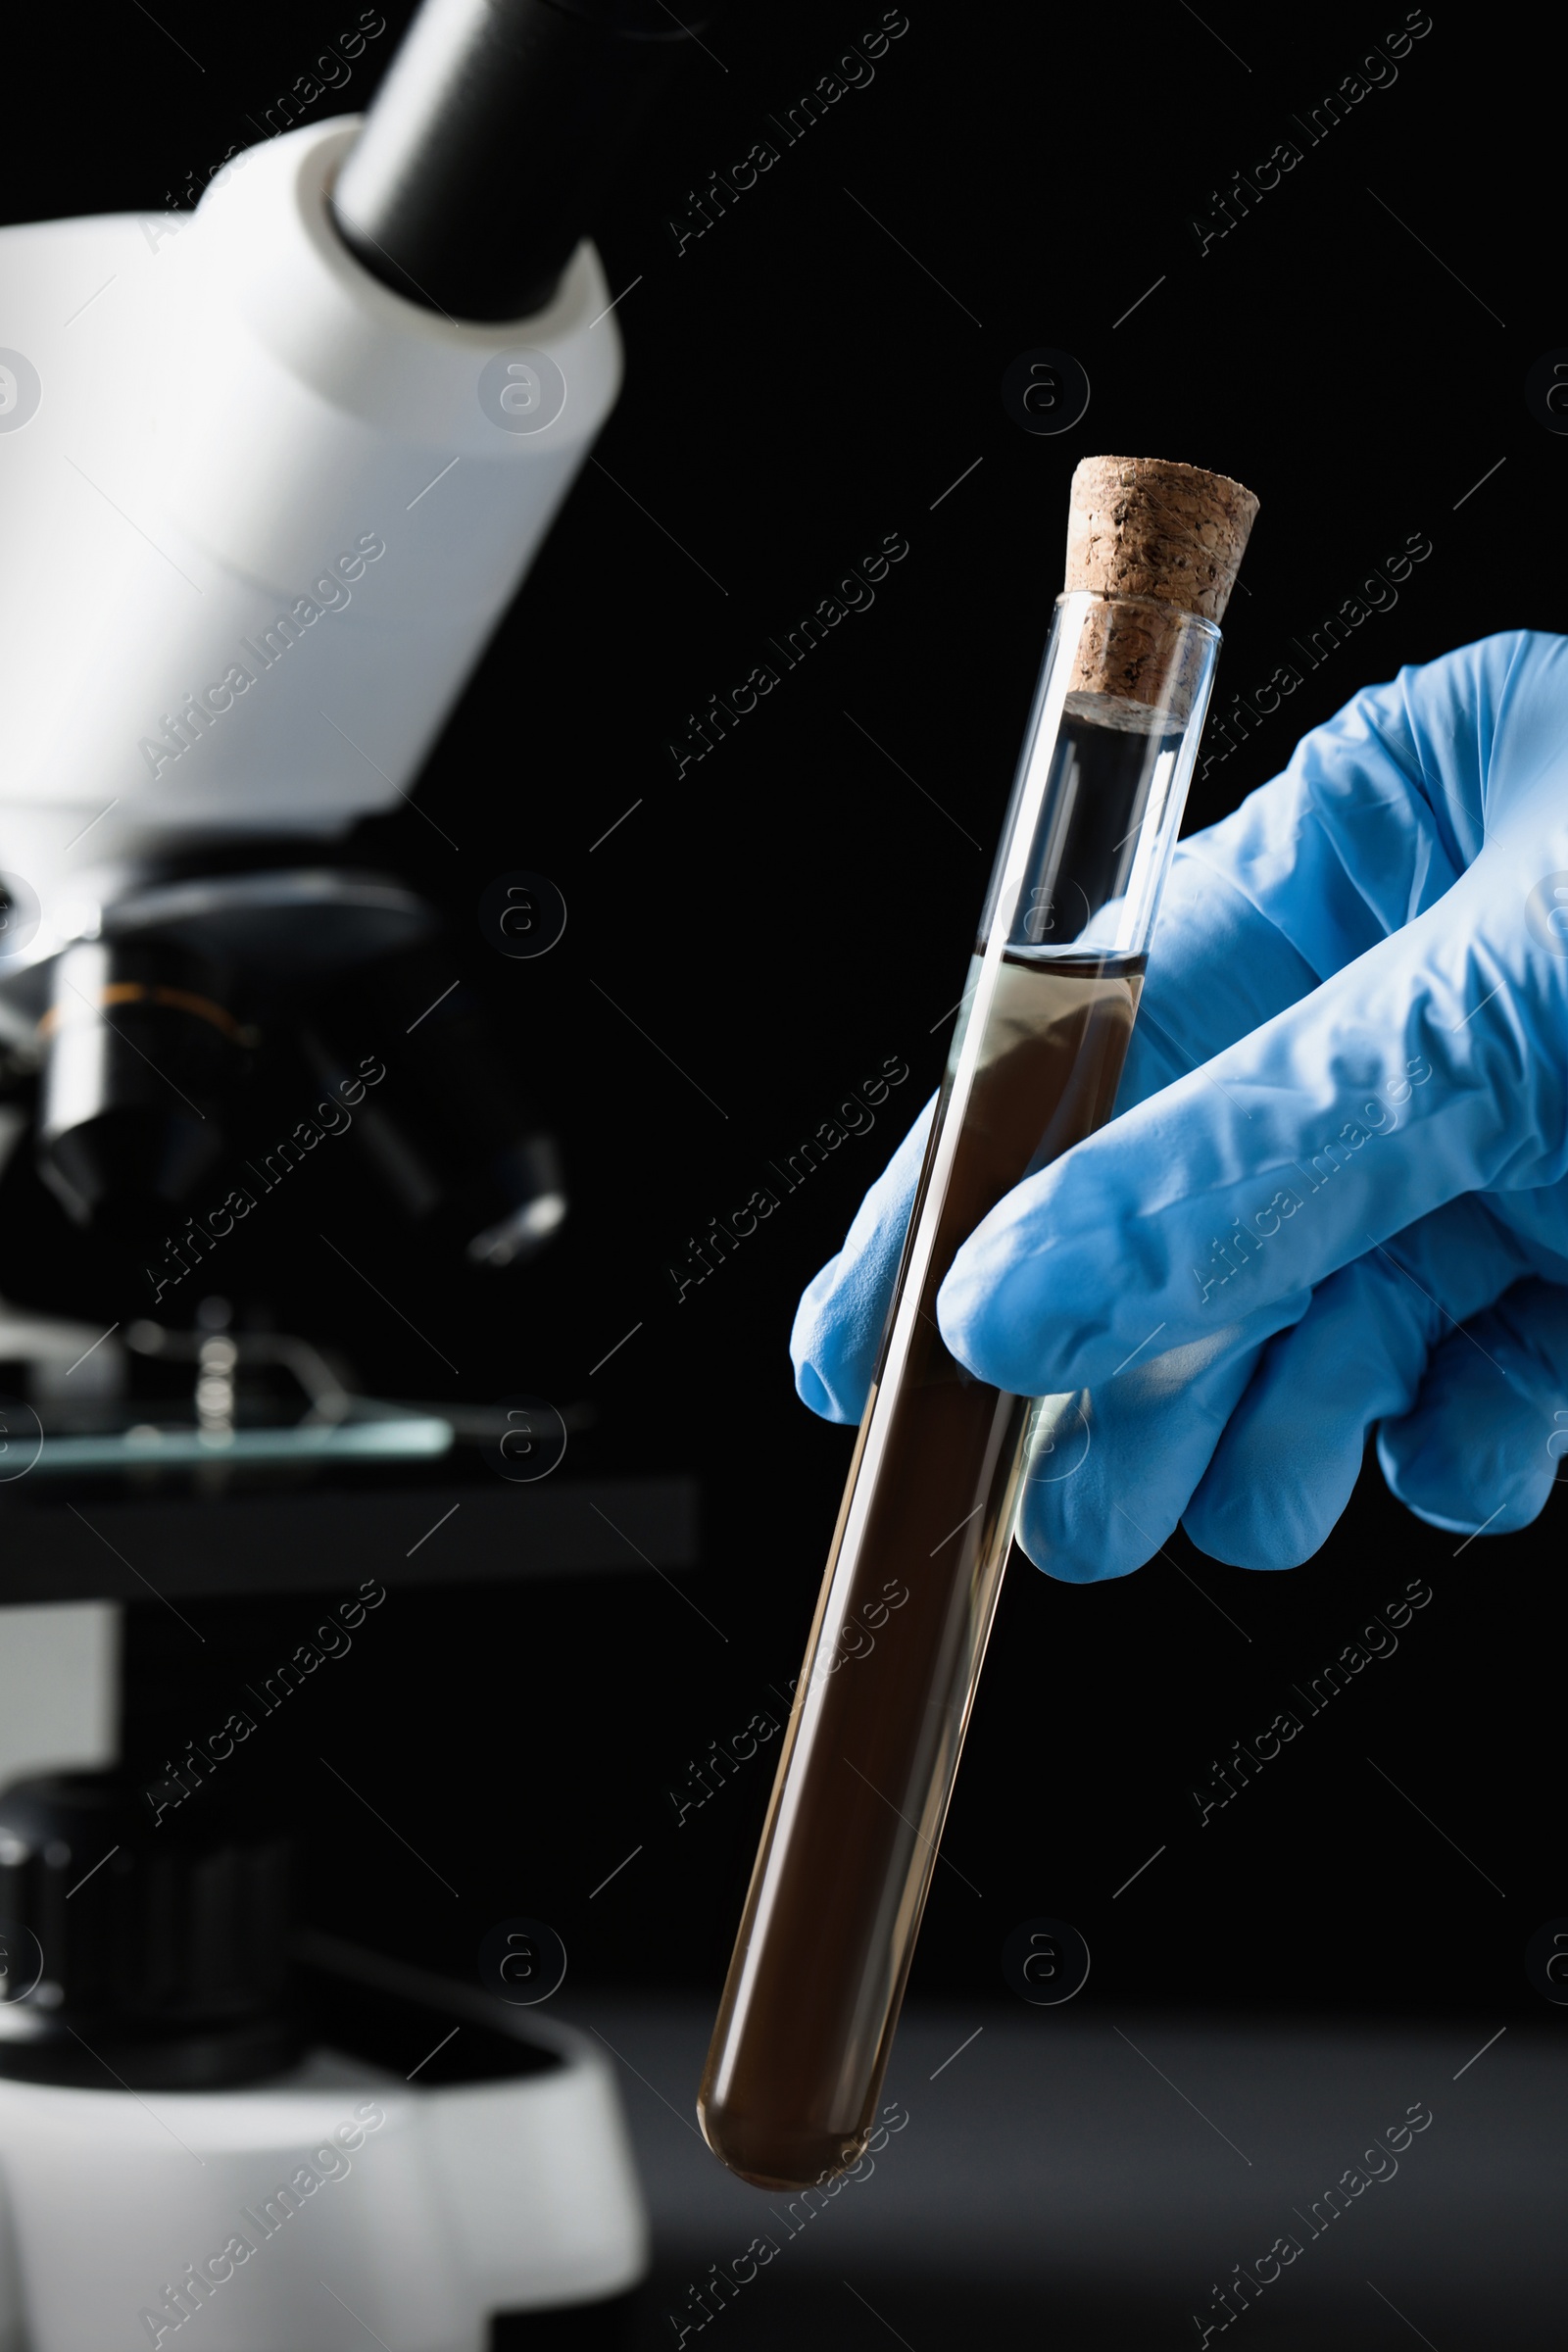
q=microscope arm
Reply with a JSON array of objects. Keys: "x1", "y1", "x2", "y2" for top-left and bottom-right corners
[
  {"x1": 0, "y1": 123, "x2": 621, "y2": 943},
  {"x1": 0, "y1": 0, "x2": 698, "y2": 954}
]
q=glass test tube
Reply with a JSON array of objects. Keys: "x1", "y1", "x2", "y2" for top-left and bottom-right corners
[{"x1": 700, "y1": 588, "x2": 1223, "y2": 2190}]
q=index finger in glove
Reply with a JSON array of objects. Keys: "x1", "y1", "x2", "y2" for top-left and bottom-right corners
[
  {"x1": 939, "y1": 859, "x2": 1568, "y2": 1398},
  {"x1": 1111, "y1": 633, "x2": 1507, "y2": 1112}
]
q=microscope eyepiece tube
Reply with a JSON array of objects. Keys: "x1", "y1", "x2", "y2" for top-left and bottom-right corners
[
  {"x1": 699, "y1": 459, "x2": 1257, "y2": 2191},
  {"x1": 331, "y1": 0, "x2": 706, "y2": 320}
]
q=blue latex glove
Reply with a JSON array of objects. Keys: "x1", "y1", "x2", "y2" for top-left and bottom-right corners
[{"x1": 791, "y1": 632, "x2": 1568, "y2": 1578}]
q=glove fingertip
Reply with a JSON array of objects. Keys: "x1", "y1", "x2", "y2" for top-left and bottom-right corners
[
  {"x1": 1182, "y1": 1426, "x2": 1364, "y2": 1570},
  {"x1": 1015, "y1": 1534, "x2": 1145, "y2": 1585},
  {"x1": 1375, "y1": 1419, "x2": 1551, "y2": 1539},
  {"x1": 1180, "y1": 1498, "x2": 1326, "y2": 1571},
  {"x1": 793, "y1": 1353, "x2": 860, "y2": 1426},
  {"x1": 1024, "y1": 1467, "x2": 1170, "y2": 1580}
]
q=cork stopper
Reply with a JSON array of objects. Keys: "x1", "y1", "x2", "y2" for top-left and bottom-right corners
[
  {"x1": 1065, "y1": 456, "x2": 1257, "y2": 619},
  {"x1": 1061, "y1": 456, "x2": 1258, "y2": 720}
]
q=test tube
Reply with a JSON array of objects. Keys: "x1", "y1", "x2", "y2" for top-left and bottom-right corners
[{"x1": 700, "y1": 457, "x2": 1258, "y2": 2189}]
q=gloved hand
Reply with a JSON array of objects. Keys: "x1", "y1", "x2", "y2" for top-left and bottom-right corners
[{"x1": 792, "y1": 631, "x2": 1568, "y2": 1578}]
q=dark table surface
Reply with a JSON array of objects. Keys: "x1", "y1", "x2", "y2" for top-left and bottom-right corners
[{"x1": 552, "y1": 1993, "x2": 1567, "y2": 2350}]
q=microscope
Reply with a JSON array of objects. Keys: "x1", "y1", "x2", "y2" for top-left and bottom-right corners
[{"x1": 0, "y1": 2, "x2": 701, "y2": 2341}]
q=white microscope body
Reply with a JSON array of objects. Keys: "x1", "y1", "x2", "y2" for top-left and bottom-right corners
[
  {"x1": 0, "y1": 116, "x2": 621, "y2": 967},
  {"x1": 0, "y1": 15, "x2": 654, "y2": 2337}
]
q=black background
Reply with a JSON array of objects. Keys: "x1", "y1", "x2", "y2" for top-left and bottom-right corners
[{"x1": 2, "y1": 0, "x2": 1559, "y2": 2042}]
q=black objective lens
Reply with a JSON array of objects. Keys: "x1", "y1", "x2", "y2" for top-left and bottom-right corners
[
  {"x1": 305, "y1": 951, "x2": 565, "y2": 1266},
  {"x1": 35, "y1": 940, "x2": 244, "y2": 1239}
]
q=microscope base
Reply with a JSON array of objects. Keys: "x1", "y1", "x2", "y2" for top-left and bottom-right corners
[{"x1": 0, "y1": 1950, "x2": 648, "y2": 2351}]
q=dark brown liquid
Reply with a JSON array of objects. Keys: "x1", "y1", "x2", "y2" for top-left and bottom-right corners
[{"x1": 700, "y1": 947, "x2": 1145, "y2": 2188}]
